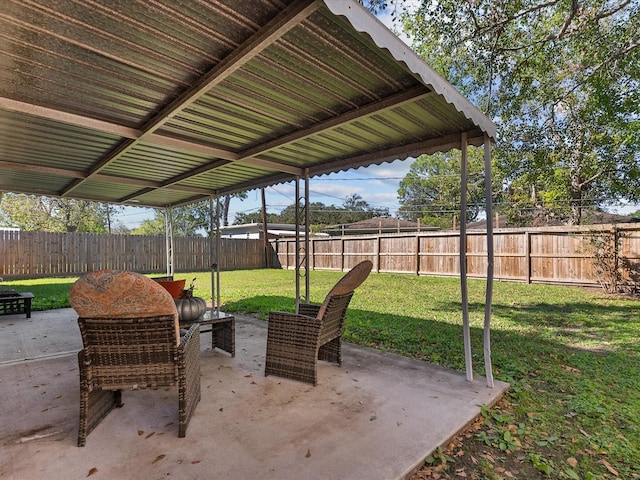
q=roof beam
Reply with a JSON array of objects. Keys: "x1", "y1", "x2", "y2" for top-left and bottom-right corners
[
  {"x1": 238, "y1": 86, "x2": 432, "y2": 159},
  {"x1": 2, "y1": 97, "x2": 303, "y2": 174},
  {"x1": 61, "y1": 0, "x2": 319, "y2": 198},
  {"x1": 0, "y1": 160, "x2": 84, "y2": 179},
  {"x1": 307, "y1": 130, "x2": 487, "y2": 177},
  {"x1": 0, "y1": 98, "x2": 140, "y2": 139}
]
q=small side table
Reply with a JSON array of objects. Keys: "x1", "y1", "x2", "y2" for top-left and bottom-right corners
[
  {"x1": 0, "y1": 291, "x2": 35, "y2": 318},
  {"x1": 180, "y1": 310, "x2": 235, "y2": 357}
]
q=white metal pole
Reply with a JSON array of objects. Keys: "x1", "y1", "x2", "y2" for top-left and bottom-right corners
[
  {"x1": 483, "y1": 136, "x2": 495, "y2": 388},
  {"x1": 165, "y1": 208, "x2": 174, "y2": 277},
  {"x1": 304, "y1": 170, "x2": 310, "y2": 303},
  {"x1": 215, "y1": 196, "x2": 221, "y2": 317},
  {"x1": 209, "y1": 196, "x2": 215, "y2": 315},
  {"x1": 460, "y1": 132, "x2": 473, "y2": 382}
]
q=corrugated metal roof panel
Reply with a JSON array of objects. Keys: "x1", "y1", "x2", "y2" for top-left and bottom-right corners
[{"x1": 0, "y1": 0, "x2": 496, "y2": 208}]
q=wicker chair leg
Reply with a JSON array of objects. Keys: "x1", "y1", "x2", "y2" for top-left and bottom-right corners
[
  {"x1": 178, "y1": 325, "x2": 201, "y2": 438},
  {"x1": 78, "y1": 388, "x2": 122, "y2": 447},
  {"x1": 318, "y1": 337, "x2": 342, "y2": 365},
  {"x1": 78, "y1": 350, "x2": 122, "y2": 447}
]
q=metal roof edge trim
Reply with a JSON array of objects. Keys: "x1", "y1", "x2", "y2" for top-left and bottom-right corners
[{"x1": 322, "y1": 0, "x2": 497, "y2": 140}]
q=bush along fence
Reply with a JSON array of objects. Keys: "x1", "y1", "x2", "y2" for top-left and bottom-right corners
[
  {"x1": 2, "y1": 225, "x2": 639, "y2": 293},
  {"x1": 271, "y1": 224, "x2": 640, "y2": 293}
]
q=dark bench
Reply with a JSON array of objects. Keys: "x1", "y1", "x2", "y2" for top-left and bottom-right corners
[{"x1": 0, "y1": 291, "x2": 35, "y2": 318}]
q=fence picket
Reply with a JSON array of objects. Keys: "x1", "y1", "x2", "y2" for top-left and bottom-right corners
[{"x1": 1, "y1": 225, "x2": 639, "y2": 288}]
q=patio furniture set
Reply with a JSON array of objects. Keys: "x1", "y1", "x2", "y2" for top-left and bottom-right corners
[{"x1": 68, "y1": 261, "x2": 373, "y2": 447}]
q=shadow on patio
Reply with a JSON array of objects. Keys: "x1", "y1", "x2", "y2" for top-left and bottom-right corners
[{"x1": 0, "y1": 308, "x2": 508, "y2": 480}]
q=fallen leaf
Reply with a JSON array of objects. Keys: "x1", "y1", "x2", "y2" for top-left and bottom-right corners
[
  {"x1": 567, "y1": 457, "x2": 578, "y2": 467},
  {"x1": 146, "y1": 432, "x2": 155, "y2": 439},
  {"x1": 191, "y1": 460, "x2": 201, "y2": 464},
  {"x1": 598, "y1": 459, "x2": 619, "y2": 476},
  {"x1": 152, "y1": 454, "x2": 166, "y2": 464},
  {"x1": 579, "y1": 428, "x2": 591, "y2": 438},
  {"x1": 138, "y1": 430, "x2": 144, "y2": 436},
  {"x1": 87, "y1": 467, "x2": 98, "y2": 477},
  {"x1": 306, "y1": 449, "x2": 311, "y2": 458}
]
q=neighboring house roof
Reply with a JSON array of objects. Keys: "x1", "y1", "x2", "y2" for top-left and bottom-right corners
[
  {"x1": 467, "y1": 211, "x2": 640, "y2": 229},
  {"x1": 322, "y1": 216, "x2": 437, "y2": 235},
  {"x1": 221, "y1": 223, "x2": 327, "y2": 239}
]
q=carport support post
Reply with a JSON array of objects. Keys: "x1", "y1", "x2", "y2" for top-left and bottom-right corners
[
  {"x1": 164, "y1": 207, "x2": 174, "y2": 277},
  {"x1": 294, "y1": 173, "x2": 311, "y2": 310},
  {"x1": 209, "y1": 196, "x2": 221, "y2": 317},
  {"x1": 483, "y1": 136, "x2": 495, "y2": 388},
  {"x1": 214, "y1": 196, "x2": 222, "y2": 316},
  {"x1": 460, "y1": 133, "x2": 473, "y2": 382}
]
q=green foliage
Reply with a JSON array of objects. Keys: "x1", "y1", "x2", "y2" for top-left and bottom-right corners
[
  {"x1": 397, "y1": 149, "x2": 495, "y2": 227},
  {"x1": 424, "y1": 445, "x2": 453, "y2": 466},
  {"x1": 132, "y1": 202, "x2": 210, "y2": 237},
  {"x1": 234, "y1": 194, "x2": 389, "y2": 229},
  {"x1": 476, "y1": 405, "x2": 524, "y2": 453},
  {"x1": 0, "y1": 193, "x2": 125, "y2": 233},
  {"x1": 386, "y1": 0, "x2": 640, "y2": 225}
]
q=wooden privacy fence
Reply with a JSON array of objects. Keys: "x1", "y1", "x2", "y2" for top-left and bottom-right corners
[
  {"x1": 0, "y1": 231, "x2": 265, "y2": 278},
  {"x1": 272, "y1": 224, "x2": 640, "y2": 287},
  {"x1": 2, "y1": 225, "x2": 639, "y2": 287}
]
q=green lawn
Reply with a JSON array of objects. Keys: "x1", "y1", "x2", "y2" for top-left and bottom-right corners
[{"x1": 4, "y1": 270, "x2": 639, "y2": 478}]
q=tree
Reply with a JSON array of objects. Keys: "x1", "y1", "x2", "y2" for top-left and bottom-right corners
[
  {"x1": 234, "y1": 211, "x2": 281, "y2": 224},
  {"x1": 369, "y1": 0, "x2": 640, "y2": 225},
  {"x1": 233, "y1": 195, "x2": 389, "y2": 229},
  {"x1": 220, "y1": 193, "x2": 248, "y2": 227},
  {"x1": 397, "y1": 149, "x2": 490, "y2": 229},
  {"x1": 275, "y1": 195, "x2": 389, "y2": 228},
  {"x1": 131, "y1": 204, "x2": 209, "y2": 237},
  {"x1": 0, "y1": 193, "x2": 123, "y2": 233}
]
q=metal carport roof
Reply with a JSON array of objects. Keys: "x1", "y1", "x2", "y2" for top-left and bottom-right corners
[
  {"x1": 0, "y1": 0, "x2": 495, "y2": 209},
  {"x1": 0, "y1": 0, "x2": 497, "y2": 387}
]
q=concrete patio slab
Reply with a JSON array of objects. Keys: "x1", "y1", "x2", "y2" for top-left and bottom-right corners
[{"x1": 0, "y1": 309, "x2": 508, "y2": 480}]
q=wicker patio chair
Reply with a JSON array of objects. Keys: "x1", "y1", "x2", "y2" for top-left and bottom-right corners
[
  {"x1": 265, "y1": 260, "x2": 373, "y2": 386},
  {"x1": 70, "y1": 270, "x2": 201, "y2": 447}
]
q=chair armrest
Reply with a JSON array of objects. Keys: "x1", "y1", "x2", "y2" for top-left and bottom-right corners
[
  {"x1": 179, "y1": 323, "x2": 200, "y2": 352},
  {"x1": 297, "y1": 303, "x2": 321, "y2": 318}
]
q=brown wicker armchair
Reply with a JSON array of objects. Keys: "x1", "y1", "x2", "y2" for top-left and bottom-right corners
[
  {"x1": 70, "y1": 270, "x2": 201, "y2": 447},
  {"x1": 265, "y1": 260, "x2": 373, "y2": 386}
]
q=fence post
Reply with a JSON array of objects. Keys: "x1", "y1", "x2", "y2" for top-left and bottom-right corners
[
  {"x1": 376, "y1": 235, "x2": 381, "y2": 273},
  {"x1": 415, "y1": 233, "x2": 420, "y2": 276},
  {"x1": 525, "y1": 231, "x2": 531, "y2": 284}
]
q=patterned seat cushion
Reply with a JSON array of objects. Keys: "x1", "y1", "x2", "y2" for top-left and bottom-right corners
[{"x1": 70, "y1": 270, "x2": 180, "y2": 343}]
